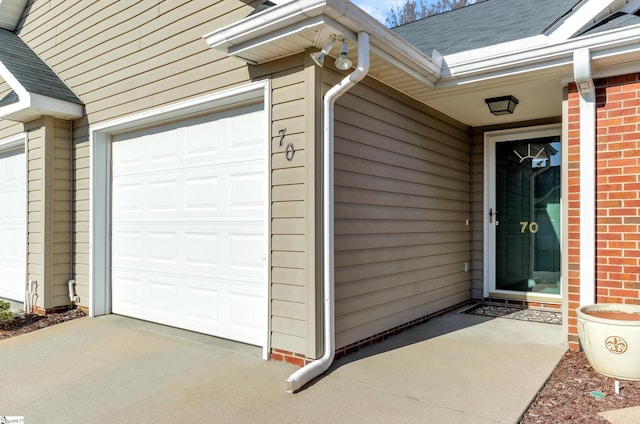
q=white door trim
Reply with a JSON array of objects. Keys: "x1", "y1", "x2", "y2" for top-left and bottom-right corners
[
  {"x1": 483, "y1": 123, "x2": 562, "y2": 299},
  {"x1": 89, "y1": 81, "x2": 271, "y2": 357},
  {"x1": 0, "y1": 133, "x2": 27, "y2": 303}
]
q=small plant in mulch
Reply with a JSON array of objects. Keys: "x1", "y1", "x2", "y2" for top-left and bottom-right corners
[
  {"x1": 0, "y1": 300, "x2": 45, "y2": 331},
  {"x1": 0, "y1": 300, "x2": 23, "y2": 327}
]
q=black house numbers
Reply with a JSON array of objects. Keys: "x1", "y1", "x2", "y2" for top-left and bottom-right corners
[{"x1": 278, "y1": 128, "x2": 295, "y2": 162}]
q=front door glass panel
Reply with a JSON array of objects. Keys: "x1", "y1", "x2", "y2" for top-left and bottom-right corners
[{"x1": 495, "y1": 137, "x2": 561, "y2": 294}]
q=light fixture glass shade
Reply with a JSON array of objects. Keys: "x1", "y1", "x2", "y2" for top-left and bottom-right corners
[
  {"x1": 334, "y1": 40, "x2": 352, "y2": 70},
  {"x1": 310, "y1": 51, "x2": 327, "y2": 67},
  {"x1": 485, "y1": 95, "x2": 519, "y2": 115},
  {"x1": 310, "y1": 40, "x2": 335, "y2": 67}
]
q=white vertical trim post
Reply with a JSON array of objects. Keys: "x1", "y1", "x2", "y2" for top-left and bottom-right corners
[{"x1": 573, "y1": 48, "x2": 596, "y2": 307}]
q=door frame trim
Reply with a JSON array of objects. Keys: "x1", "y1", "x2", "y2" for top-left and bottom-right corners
[{"x1": 483, "y1": 123, "x2": 563, "y2": 299}]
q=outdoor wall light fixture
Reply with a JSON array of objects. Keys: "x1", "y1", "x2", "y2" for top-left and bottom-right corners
[
  {"x1": 310, "y1": 35, "x2": 353, "y2": 70},
  {"x1": 485, "y1": 95, "x2": 519, "y2": 115}
]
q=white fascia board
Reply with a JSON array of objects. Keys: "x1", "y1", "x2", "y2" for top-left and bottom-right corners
[
  {"x1": 203, "y1": 0, "x2": 441, "y2": 82},
  {"x1": 547, "y1": 0, "x2": 626, "y2": 43},
  {"x1": 0, "y1": 61, "x2": 28, "y2": 99},
  {"x1": 28, "y1": 93, "x2": 83, "y2": 119},
  {"x1": 438, "y1": 24, "x2": 640, "y2": 87},
  {"x1": 203, "y1": 0, "x2": 327, "y2": 50}
]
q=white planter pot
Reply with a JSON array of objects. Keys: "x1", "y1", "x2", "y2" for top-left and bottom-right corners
[{"x1": 577, "y1": 304, "x2": 640, "y2": 381}]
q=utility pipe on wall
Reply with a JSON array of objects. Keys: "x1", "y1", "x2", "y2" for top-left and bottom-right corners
[
  {"x1": 573, "y1": 48, "x2": 596, "y2": 307},
  {"x1": 285, "y1": 31, "x2": 370, "y2": 393}
]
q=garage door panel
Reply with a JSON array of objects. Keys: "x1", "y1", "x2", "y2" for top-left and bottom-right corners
[
  {"x1": 229, "y1": 232, "x2": 265, "y2": 272},
  {"x1": 184, "y1": 176, "x2": 218, "y2": 211},
  {"x1": 0, "y1": 146, "x2": 26, "y2": 301},
  {"x1": 149, "y1": 181, "x2": 178, "y2": 212},
  {"x1": 147, "y1": 280, "x2": 178, "y2": 314},
  {"x1": 112, "y1": 106, "x2": 265, "y2": 345},
  {"x1": 229, "y1": 290, "x2": 263, "y2": 331},
  {"x1": 114, "y1": 167, "x2": 265, "y2": 218},
  {"x1": 147, "y1": 232, "x2": 178, "y2": 264},
  {"x1": 185, "y1": 231, "x2": 219, "y2": 268},
  {"x1": 185, "y1": 286, "x2": 220, "y2": 323},
  {"x1": 229, "y1": 170, "x2": 264, "y2": 212}
]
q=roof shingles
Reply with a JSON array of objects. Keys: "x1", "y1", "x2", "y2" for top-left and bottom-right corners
[
  {"x1": 392, "y1": 0, "x2": 579, "y2": 56},
  {"x1": 0, "y1": 28, "x2": 81, "y2": 105}
]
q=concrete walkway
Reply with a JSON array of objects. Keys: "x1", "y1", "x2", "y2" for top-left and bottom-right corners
[{"x1": 0, "y1": 309, "x2": 566, "y2": 423}]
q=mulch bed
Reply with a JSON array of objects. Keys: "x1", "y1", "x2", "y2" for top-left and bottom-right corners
[
  {"x1": 0, "y1": 309, "x2": 85, "y2": 340},
  {"x1": 520, "y1": 350, "x2": 640, "y2": 423}
]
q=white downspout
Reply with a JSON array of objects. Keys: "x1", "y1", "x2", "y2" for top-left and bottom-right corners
[
  {"x1": 573, "y1": 48, "x2": 596, "y2": 307},
  {"x1": 285, "y1": 32, "x2": 370, "y2": 393}
]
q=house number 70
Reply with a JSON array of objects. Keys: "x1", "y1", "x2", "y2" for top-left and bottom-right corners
[{"x1": 520, "y1": 221, "x2": 538, "y2": 234}]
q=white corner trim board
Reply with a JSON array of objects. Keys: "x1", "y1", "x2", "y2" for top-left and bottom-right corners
[{"x1": 573, "y1": 48, "x2": 596, "y2": 307}]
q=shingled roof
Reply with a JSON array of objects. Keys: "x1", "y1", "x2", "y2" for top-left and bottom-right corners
[
  {"x1": 0, "y1": 28, "x2": 81, "y2": 107},
  {"x1": 580, "y1": 11, "x2": 640, "y2": 36},
  {"x1": 392, "y1": 0, "x2": 579, "y2": 56}
]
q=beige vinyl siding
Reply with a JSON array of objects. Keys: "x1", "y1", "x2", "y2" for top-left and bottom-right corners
[
  {"x1": 265, "y1": 52, "x2": 320, "y2": 358},
  {"x1": 72, "y1": 130, "x2": 90, "y2": 304},
  {"x1": 470, "y1": 118, "x2": 561, "y2": 300},
  {"x1": 50, "y1": 119, "x2": 73, "y2": 307},
  {"x1": 0, "y1": 121, "x2": 23, "y2": 141},
  {"x1": 26, "y1": 121, "x2": 43, "y2": 295},
  {"x1": 20, "y1": 1, "x2": 254, "y2": 123},
  {"x1": 470, "y1": 130, "x2": 484, "y2": 299},
  {"x1": 16, "y1": 0, "x2": 266, "y2": 309},
  {"x1": 0, "y1": 78, "x2": 12, "y2": 102},
  {"x1": 330, "y1": 70, "x2": 472, "y2": 349},
  {"x1": 24, "y1": 118, "x2": 73, "y2": 310}
]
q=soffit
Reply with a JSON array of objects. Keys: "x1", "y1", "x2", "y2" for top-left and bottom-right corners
[
  {"x1": 205, "y1": 1, "x2": 442, "y2": 108},
  {"x1": 207, "y1": 0, "x2": 640, "y2": 127}
]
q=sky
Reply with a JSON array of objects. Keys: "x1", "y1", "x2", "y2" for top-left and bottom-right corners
[{"x1": 351, "y1": 0, "x2": 400, "y2": 25}]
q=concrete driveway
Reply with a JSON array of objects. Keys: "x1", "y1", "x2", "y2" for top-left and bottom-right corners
[{"x1": 0, "y1": 309, "x2": 566, "y2": 423}]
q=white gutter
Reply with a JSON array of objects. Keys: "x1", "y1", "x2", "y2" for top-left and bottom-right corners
[
  {"x1": 573, "y1": 48, "x2": 596, "y2": 307},
  {"x1": 285, "y1": 31, "x2": 370, "y2": 394},
  {"x1": 439, "y1": 24, "x2": 640, "y2": 86}
]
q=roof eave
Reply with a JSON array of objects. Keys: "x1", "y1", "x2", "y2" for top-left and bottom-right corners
[
  {"x1": 0, "y1": 0, "x2": 28, "y2": 31},
  {"x1": 437, "y1": 24, "x2": 640, "y2": 88},
  {"x1": 0, "y1": 92, "x2": 84, "y2": 122},
  {"x1": 203, "y1": 0, "x2": 442, "y2": 91}
]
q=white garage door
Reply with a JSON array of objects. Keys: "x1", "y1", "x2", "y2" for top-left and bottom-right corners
[
  {"x1": 111, "y1": 104, "x2": 266, "y2": 345},
  {"x1": 0, "y1": 145, "x2": 26, "y2": 302}
]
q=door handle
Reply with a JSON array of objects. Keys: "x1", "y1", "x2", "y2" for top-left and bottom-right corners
[{"x1": 489, "y1": 208, "x2": 498, "y2": 224}]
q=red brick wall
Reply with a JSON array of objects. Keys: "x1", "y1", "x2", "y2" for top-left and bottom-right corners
[{"x1": 567, "y1": 74, "x2": 640, "y2": 350}]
